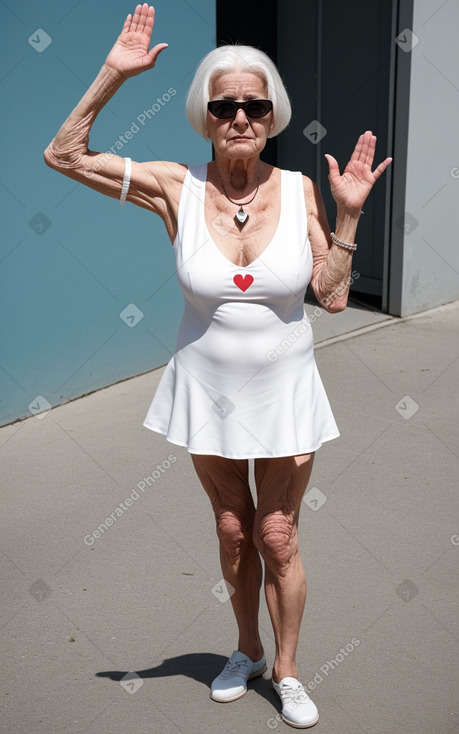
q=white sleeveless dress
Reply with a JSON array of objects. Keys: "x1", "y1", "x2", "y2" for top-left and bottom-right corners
[{"x1": 143, "y1": 164, "x2": 339, "y2": 458}]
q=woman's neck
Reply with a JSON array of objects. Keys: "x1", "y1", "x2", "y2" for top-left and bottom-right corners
[{"x1": 212, "y1": 155, "x2": 262, "y2": 193}]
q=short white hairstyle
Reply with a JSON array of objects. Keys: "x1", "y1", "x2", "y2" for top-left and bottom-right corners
[{"x1": 185, "y1": 45, "x2": 292, "y2": 141}]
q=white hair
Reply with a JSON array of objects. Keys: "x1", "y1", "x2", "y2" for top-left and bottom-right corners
[{"x1": 185, "y1": 45, "x2": 292, "y2": 141}]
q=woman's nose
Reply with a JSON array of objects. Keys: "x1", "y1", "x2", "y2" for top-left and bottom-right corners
[{"x1": 233, "y1": 107, "x2": 249, "y2": 126}]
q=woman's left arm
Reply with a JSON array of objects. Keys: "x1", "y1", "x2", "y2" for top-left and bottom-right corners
[{"x1": 307, "y1": 131, "x2": 392, "y2": 312}]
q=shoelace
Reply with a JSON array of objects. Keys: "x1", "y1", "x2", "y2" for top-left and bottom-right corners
[
  {"x1": 219, "y1": 659, "x2": 249, "y2": 680},
  {"x1": 280, "y1": 683, "x2": 310, "y2": 705}
]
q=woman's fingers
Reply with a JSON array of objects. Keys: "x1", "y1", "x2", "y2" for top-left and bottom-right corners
[
  {"x1": 136, "y1": 3, "x2": 153, "y2": 33},
  {"x1": 130, "y1": 4, "x2": 141, "y2": 30},
  {"x1": 350, "y1": 131, "x2": 374, "y2": 166},
  {"x1": 326, "y1": 132, "x2": 392, "y2": 183},
  {"x1": 373, "y1": 156, "x2": 393, "y2": 180},
  {"x1": 147, "y1": 42, "x2": 169, "y2": 65},
  {"x1": 124, "y1": 4, "x2": 154, "y2": 34},
  {"x1": 349, "y1": 132, "x2": 364, "y2": 163},
  {"x1": 144, "y1": 4, "x2": 156, "y2": 34},
  {"x1": 132, "y1": 4, "x2": 149, "y2": 30},
  {"x1": 324, "y1": 153, "x2": 340, "y2": 180},
  {"x1": 348, "y1": 131, "x2": 393, "y2": 178},
  {"x1": 121, "y1": 13, "x2": 133, "y2": 34}
]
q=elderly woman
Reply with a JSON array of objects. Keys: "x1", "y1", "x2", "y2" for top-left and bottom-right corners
[{"x1": 45, "y1": 4, "x2": 391, "y2": 728}]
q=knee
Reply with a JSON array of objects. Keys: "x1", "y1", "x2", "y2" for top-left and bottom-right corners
[
  {"x1": 254, "y1": 511, "x2": 298, "y2": 575},
  {"x1": 216, "y1": 509, "x2": 254, "y2": 563}
]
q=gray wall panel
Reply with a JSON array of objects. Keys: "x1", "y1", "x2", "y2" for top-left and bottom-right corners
[{"x1": 396, "y1": 0, "x2": 459, "y2": 315}]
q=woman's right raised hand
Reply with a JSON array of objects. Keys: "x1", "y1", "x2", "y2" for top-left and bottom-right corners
[{"x1": 105, "y1": 3, "x2": 168, "y2": 78}]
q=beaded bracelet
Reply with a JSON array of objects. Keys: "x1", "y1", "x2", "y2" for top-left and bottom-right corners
[
  {"x1": 330, "y1": 232, "x2": 357, "y2": 251},
  {"x1": 119, "y1": 157, "x2": 132, "y2": 205}
]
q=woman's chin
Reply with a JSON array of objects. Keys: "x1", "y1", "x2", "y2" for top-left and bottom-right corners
[{"x1": 216, "y1": 141, "x2": 265, "y2": 159}]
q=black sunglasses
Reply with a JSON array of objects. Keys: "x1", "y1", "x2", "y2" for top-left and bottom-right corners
[{"x1": 207, "y1": 99, "x2": 273, "y2": 119}]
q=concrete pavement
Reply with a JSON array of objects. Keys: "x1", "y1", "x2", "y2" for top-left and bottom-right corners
[{"x1": 1, "y1": 300, "x2": 458, "y2": 734}]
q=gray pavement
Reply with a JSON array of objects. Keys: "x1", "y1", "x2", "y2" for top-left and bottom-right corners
[{"x1": 1, "y1": 300, "x2": 458, "y2": 734}]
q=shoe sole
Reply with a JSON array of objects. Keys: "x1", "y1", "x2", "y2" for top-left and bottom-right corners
[
  {"x1": 281, "y1": 712, "x2": 319, "y2": 729},
  {"x1": 209, "y1": 662, "x2": 268, "y2": 703}
]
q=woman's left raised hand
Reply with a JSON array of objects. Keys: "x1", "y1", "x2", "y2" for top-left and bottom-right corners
[{"x1": 324, "y1": 131, "x2": 392, "y2": 215}]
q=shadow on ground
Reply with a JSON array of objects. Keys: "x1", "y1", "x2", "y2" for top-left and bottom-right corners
[{"x1": 96, "y1": 652, "x2": 278, "y2": 705}]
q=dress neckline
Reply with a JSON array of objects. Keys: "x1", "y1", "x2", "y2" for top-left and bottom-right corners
[{"x1": 200, "y1": 164, "x2": 284, "y2": 269}]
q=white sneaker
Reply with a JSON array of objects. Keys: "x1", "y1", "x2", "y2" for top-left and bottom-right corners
[
  {"x1": 210, "y1": 650, "x2": 267, "y2": 702},
  {"x1": 273, "y1": 677, "x2": 319, "y2": 728}
]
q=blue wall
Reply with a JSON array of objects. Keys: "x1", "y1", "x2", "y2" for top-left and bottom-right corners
[{"x1": 0, "y1": 0, "x2": 215, "y2": 425}]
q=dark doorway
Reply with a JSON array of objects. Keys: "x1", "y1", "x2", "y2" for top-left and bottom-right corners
[
  {"x1": 216, "y1": 0, "x2": 278, "y2": 166},
  {"x1": 216, "y1": 0, "x2": 395, "y2": 310}
]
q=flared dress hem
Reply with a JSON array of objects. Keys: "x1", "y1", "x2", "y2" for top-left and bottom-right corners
[{"x1": 142, "y1": 420, "x2": 340, "y2": 459}]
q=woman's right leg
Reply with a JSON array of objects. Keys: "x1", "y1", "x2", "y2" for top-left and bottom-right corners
[{"x1": 191, "y1": 454, "x2": 264, "y2": 663}]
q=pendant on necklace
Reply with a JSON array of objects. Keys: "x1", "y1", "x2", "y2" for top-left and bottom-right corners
[{"x1": 235, "y1": 207, "x2": 248, "y2": 225}]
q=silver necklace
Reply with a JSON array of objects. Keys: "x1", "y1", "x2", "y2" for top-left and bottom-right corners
[{"x1": 217, "y1": 166, "x2": 260, "y2": 226}]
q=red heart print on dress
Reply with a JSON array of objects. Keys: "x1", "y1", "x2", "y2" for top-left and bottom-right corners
[{"x1": 233, "y1": 274, "x2": 254, "y2": 292}]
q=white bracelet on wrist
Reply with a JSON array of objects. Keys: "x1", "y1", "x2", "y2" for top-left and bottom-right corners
[
  {"x1": 330, "y1": 232, "x2": 357, "y2": 251},
  {"x1": 119, "y1": 157, "x2": 131, "y2": 205}
]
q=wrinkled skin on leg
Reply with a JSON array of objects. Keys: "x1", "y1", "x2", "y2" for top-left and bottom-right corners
[
  {"x1": 254, "y1": 454, "x2": 314, "y2": 682},
  {"x1": 191, "y1": 455, "x2": 264, "y2": 663},
  {"x1": 191, "y1": 452, "x2": 315, "y2": 679}
]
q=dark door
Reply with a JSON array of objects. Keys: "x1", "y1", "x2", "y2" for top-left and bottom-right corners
[{"x1": 217, "y1": 0, "x2": 396, "y2": 308}]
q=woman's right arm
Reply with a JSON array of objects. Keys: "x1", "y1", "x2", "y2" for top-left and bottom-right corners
[{"x1": 44, "y1": 4, "x2": 186, "y2": 233}]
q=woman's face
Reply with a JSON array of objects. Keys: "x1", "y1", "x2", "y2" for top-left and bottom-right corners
[{"x1": 206, "y1": 72, "x2": 274, "y2": 161}]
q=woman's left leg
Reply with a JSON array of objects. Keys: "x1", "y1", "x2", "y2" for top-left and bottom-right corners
[{"x1": 253, "y1": 453, "x2": 315, "y2": 684}]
